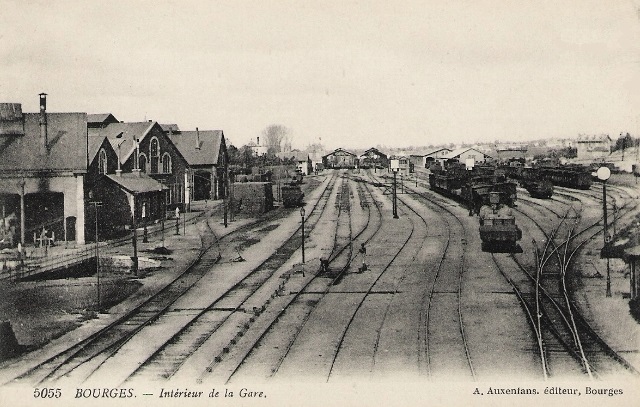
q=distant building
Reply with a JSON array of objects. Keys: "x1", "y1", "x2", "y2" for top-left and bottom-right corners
[
  {"x1": 440, "y1": 147, "x2": 492, "y2": 166},
  {"x1": 323, "y1": 148, "x2": 357, "y2": 169},
  {"x1": 495, "y1": 145, "x2": 528, "y2": 162},
  {"x1": 277, "y1": 150, "x2": 312, "y2": 175},
  {"x1": 409, "y1": 147, "x2": 451, "y2": 169},
  {"x1": 247, "y1": 136, "x2": 268, "y2": 156},
  {"x1": 390, "y1": 155, "x2": 413, "y2": 175},
  {"x1": 359, "y1": 148, "x2": 388, "y2": 169},
  {"x1": 575, "y1": 134, "x2": 612, "y2": 161}
]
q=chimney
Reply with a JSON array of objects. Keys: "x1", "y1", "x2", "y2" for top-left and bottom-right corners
[
  {"x1": 196, "y1": 127, "x2": 200, "y2": 149},
  {"x1": 257, "y1": 136, "x2": 260, "y2": 145},
  {"x1": 39, "y1": 93, "x2": 47, "y2": 153}
]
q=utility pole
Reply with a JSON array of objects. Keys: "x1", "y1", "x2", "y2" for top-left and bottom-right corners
[
  {"x1": 88, "y1": 200, "x2": 102, "y2": 309},
  {"x1": 131, "y1": 194, "x2": 138, "y2": 277}
]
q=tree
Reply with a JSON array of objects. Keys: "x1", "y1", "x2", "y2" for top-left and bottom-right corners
[
  {"x1": 613, "y1": 133, "x2": 635, "y2": 160},
  {"x1": 261, "y1": 124, "x2": 290, "y2": 155}
]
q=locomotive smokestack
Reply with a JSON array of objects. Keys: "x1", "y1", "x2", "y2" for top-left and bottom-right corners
[
  {"x1": 39, "y1": 93, "x2": 48, "y2": 153},
  {"x1": 196, "y1": 127, "x2": 200, "y2": 149}
]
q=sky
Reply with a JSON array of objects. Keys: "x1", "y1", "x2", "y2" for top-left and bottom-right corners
[{"x1": 1, "y1": 0, "x2": 640, "y2": 150}]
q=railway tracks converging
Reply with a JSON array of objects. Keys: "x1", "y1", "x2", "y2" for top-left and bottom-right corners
[
  {"x1": 3, "y1": 168, "x2": 638, "y2": 386},
  {"x1": 504, "y1": 192, "x2": 639, "y2": 379}
]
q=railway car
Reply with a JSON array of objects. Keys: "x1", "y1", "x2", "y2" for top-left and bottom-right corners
[
  {"x1": 429, "y1": 162, "x2": 518, "y2": 215},
  {"x1": 519, "y1": 167, "x2": 553, "y2": 198},
  {"x1": 281, "y1": 184, "x2": 304, "y2": 208},
  {"x1": 536, "y1": 165, "x2": 592, "y2": 190},
  {"x1": 479, "y1": 192, "x2": 522, "y2": 252}
]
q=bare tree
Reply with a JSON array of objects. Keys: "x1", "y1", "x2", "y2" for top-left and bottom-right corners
[{"x1": 261, "y1": 124, "x2": 290, "y2": 154}]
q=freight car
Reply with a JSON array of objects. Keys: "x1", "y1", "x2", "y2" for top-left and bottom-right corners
[
  {"x1": 479, "y1": 192, "x2": 522, "y2": 252},
  {"x1": 281, "y1": 184, "x2": 304, "y2": 208},
  {"x1": 519, "y1": 167, "x2": 554, "y2": 198},
  {"x1": 536, "y1": 165, "x2": 592, "y2": 190},
  {"x1": 429, "y1": 163, "x2": 518, "y2": 215}
]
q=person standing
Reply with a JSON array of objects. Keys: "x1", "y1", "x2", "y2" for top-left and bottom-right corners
[{"x1": 358, "y1": 242, "x2": 367, "y2": 272}]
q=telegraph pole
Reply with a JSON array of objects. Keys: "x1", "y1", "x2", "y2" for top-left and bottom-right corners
[{"x1": 88, "y1": 200, "x2": 102, "y2": 309}]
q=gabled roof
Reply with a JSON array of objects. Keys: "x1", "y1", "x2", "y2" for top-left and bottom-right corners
[
  {"x1": 168, "y1": 130, "x2": 224, "y2": 166},
  {"x1": 360, "y1": 148, "x2": 388, "y2": 158},
  {"x1": 442, "y1": 147, "x2": 491, "y2": 160},
  {"x1": 323, "y1": 148, "x2": 356, "y2": 158},
  {"x1": 87, "y1": 113, "x2": 119, "y2": 126},
  {"x1": 160, "y1": 123, "x2": 180, "y2": 134},
  {"x1": 0, "y1": 112, "x2": 88, "y2": 172},
  {"x1": 409, "y1": 147, "x2": 451, "y2": 157},
  {"x1": 88, "y1": 121, "x2": 156, "y2": 164},
  {"x1": 277, "y1": 150, "x2": 309, "y2": 162},
  {"x1": 105, "y1": 172, "x2": 167, "y2": 194},
  {"x1": 88, "y1": 135, "x2": 111, "y2": 164}
]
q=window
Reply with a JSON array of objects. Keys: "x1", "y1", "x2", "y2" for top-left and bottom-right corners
[
  {"x1": 138, "y1": 153, "x2": 147, "y2": 172},
  {"x1": 98, "y1": 148, "x2": 107, "y2": 174},
  {"x1": 150, "y1": 137, "x2": 160, "y2": 173},
  {"x1": 162, "y1": 153, "x2": 172, "y2": 174}
]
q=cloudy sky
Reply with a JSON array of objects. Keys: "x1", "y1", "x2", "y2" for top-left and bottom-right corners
[{"x1": 1, "y1": 0, "x2": 640, "y2": 150}]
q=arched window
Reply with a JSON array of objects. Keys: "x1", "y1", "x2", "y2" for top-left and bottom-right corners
[
  {"x1": 138, "y1": 153, "x2": 147, "y2": 173},
  {"x1": 98, "y1": 148, "x2": 108, "y2": 174},
  {"x1": 162, "y1": 153, "x2": 172, "y2": 174},
  {"x1": 150, "y1": 137, "x2": 160, "y2": 174}
]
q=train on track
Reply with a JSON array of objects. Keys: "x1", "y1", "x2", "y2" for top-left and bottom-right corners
[
  {"x1": 518, "y1": 168, "x2": 554, "y2": 198},
  {"x1": 503, "y1": 162, "x2": 591, "y2": 191},
  {"x1": 428, "y1": 162, "x2": 518, "y2": 215},
  {"x1": 479, "y1": 192, "x2": 522, "y2": 252},
  {"x1": 429, "y1": 162, "x2": 522, "y2": 252}
]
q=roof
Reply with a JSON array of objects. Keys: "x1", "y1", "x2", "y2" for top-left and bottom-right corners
[
  {"x1": 409, "y1": 147, "x2": 451, "y2": 157},
  {"x1": 168, "y1": 130, "x2": 224, "y2": 166},
  {"x1": 0, "y1": 112, "x2": 88, "y2": 172},
  {"x1": 88, "y1": 121, "x2": 155, "y2": 164},
  {"x1": 105, "y1": 172, "x2": 167, "y2": 194},
  {"x1": 160, "y1": 123, "x2": 180, "y2": 134},
  {"x1": 277, "y1": 150, "x2": 309, "y2": 162},
  {"x1": 0, "y1": 103, "x2": 24, "y2": 135},
  {"x1": 88, "y1": 135, "x2": 110, "y2": 163},
  {"x1": 323, "y1": 148, "x2": 356, "y2": 158},
  {"x1": 360, "y1": 148, "x2": 388, "y2": 158},
  {"x1": 87, "y1": 113, "x2": 118, "y2": 124},
  {"x1": 442, "y1": 147, "x2": 491, "y2": 160},
  {"x1": 577, "y1": 134, "x2": 612, "y2": 143}
]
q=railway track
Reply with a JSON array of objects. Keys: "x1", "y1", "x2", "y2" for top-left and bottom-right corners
[
  {"x1": 92, "y1": 172, "x2": 345, "y2": 385},
  {"x1": 507, "y1": 196, "x2": 639, "y2": 378},
  {"x1": 3, "y1": 173, "x2": 339, "y2": 386},
  {"x1": 190, "y1": 170, "x2": 383, "y2": 382}
]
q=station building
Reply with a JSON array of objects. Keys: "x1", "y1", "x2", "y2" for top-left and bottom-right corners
[
  {"x1": 85, "y1": 134, "x2": 167, "y2": 240},
  {"x1": 168, "y1": 128, "x2": 229, "y2": 201},
  {"x1": 0, "y1": 95, "x2": 88, "y2": 245},
  {"x1": 88, "y1": 119, "x2": 189, "y2": 211}
]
